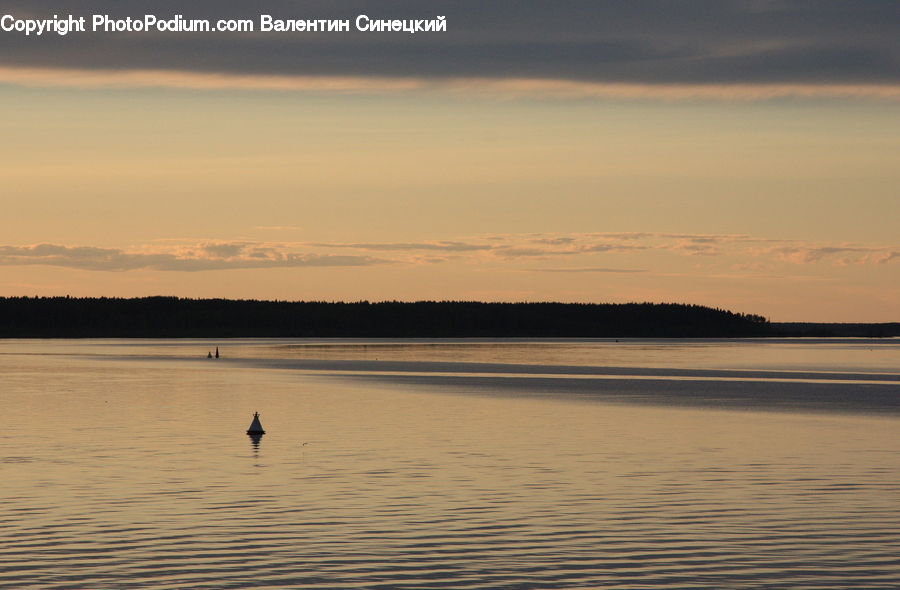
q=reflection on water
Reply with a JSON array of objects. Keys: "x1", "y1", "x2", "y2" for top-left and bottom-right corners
[
  {"x1": 248, "y1": 433, "x2": 263, "y2": 452},
  {"x1": 0, "y1": 339, "x2": 898, "y2": 588},
  {"x1": 7, "y1": 336, "x2": 899, "y2": 373},
  {"x1": 261, "y1": 338, "x2": 900, "y2": 374}
]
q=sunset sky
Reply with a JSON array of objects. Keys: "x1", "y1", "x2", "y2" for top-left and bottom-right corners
[{"x1": 1, "y1": 1, "x2": 898, "y2": 321}]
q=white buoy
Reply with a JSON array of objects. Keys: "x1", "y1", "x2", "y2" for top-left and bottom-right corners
[{"x1": 247, "y1": 411, "x2": 265, "y2": 435}]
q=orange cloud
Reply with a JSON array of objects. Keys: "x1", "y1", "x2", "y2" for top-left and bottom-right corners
[
  {"x1": 1, "y1": 234, "x2": 896, "y2": 273},
  {"x1": 0, "y1": 65, "x2": 898, "y2": 102},
  {"x1": 0, "y1": 243, "x2": 387, "y2": 271}
]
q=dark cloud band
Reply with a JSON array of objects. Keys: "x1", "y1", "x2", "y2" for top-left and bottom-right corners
[{"x1": 0, "y1": 1, "x2": 897, "y2": 85}]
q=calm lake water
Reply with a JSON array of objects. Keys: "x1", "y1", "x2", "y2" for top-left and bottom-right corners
[{"x1": 2, "y1": 338, "x2": 899, "y2": 589}]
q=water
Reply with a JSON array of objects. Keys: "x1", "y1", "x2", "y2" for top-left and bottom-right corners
[{"x1": 1, "y1": 338, "x2": 899, "y2": 588}]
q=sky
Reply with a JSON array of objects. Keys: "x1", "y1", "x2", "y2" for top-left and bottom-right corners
[{"x1": 1, "y1": 1, "x2": 898, "y2": 321}]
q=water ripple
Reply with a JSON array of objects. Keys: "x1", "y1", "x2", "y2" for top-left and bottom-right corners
[{"x1": 3, "y1": 340, "x2": 900, "y2": 588}]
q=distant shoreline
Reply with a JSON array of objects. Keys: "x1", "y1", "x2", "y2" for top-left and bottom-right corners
[
  {"x1": 769, "y1": 322, "x2": 900, "y2": 338},
  {"x1": 0, "y1": 296, "x2": 897, "y2": 338}
]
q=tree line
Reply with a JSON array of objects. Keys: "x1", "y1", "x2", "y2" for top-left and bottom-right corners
[{"x1": 0, "y1": 296, "x2": 778, "y2": 338}]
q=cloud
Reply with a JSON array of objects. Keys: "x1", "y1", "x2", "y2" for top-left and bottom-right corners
[
  {"x1": 200, "y1": 242, "x2": 246, "y2": 258},
  {"x1": 310, "y1": 233, "x2": 900, "y2": 268},
  {"x1": 0, "y1": 243, "x2": 386, "y2": 271},
  {"x1": 531, "y1": 237, "x2": 576, "y2": 245},
  {"x1": 525, "y1": 267, "x2": 646, "y2": 273},
  {"x1": 311, "y1": 241, "x2": 494, "y2": 252},
  {"x1": 0, "y1": 1, "x2": 897, "y2": 99},
  {"x1": 485, "y1": 233, "x2": 749, "y2": 259},
  {"x1": 758, "y1": 245, "x2": 900, "y2": 266},
  {"x1": 0, "y1": 66, "x2": 426, "y2": 94},
  {"x1": 669, "y1": 241, "x2": 721, "y2": 256},
  {"x1": 867, "y1": 251, "x2": 900, "y2": 265},
  {"x1": 485, "y1": 233, "x2": 900, "y2": 267},
  {"x1": 1, "y1": 233, "x2": 896, "y2": 274},
  {"x1": 579, "y1": 243, "x2": 647, "y2": 254},
  {"x1": 0, "y1": 66, "x2": 896, "y2": 101},
  {"x1": 494, "y1": 247, "x2": 580, "y2": 258}
]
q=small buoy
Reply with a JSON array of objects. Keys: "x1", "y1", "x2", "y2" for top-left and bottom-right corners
[
  {"x1": 247, "y1": 411, "x2": 265, "y2": 435},
  {"x1": 207, "y1": 351, "x2": 212, "y2": 358}
]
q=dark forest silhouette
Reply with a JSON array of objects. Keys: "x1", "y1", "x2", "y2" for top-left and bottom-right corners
[
  {"x1": 0, "y1": 296, "x2": 777, "y2": 338},
  {"x1": 0, "y1": 296, "x2": 895, "y2": 338}
]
